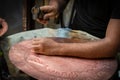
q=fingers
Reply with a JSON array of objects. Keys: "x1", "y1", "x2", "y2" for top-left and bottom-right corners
[
  {"x1": 32, "y1": 38, "x2": 42, "y2": 46},
  {"x1": 40, "y1": 6, "x2": 53, "y2": 13},
  {"x1": 43, "y1": 12, "x2": 55, "y2": 20},
  {"x1": 36, "y1": 19, "x2": 48, "y2": 24},
  {"x1": 31, "y1": 45, "x2": 42, "y2": 53},
  {"x1": 40, "y1": 6, "x2": 58, "y2": 20},
  {"x1": 31, "y1": 38, "x2": 44, "y2": 53},
  {"x1": 31, "y1": 43, "x2": 44, "y2": 53}
]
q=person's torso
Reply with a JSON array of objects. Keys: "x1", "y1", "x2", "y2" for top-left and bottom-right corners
[{"x1": 70, "y1": 0, "x2": 113, "y2": 38}]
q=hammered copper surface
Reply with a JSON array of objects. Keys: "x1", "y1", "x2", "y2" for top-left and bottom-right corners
[{"x1": 9, "y1": 39, "x2": 117, "y2": 80}]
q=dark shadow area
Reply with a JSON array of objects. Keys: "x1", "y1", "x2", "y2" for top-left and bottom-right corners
[{"x1": 0, "y1": 0, "x2": 23, "y2": 36}]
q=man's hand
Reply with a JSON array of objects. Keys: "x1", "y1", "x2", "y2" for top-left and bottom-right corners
[
  {"x1": 36, "y1": 0, "x2": 69, "y2": 24},
  {"x1": 31, "y1": 38, "x2": 61, "y2": 56},
  {"x1": 40, "y1": 5, "x2": 59, "y2": 20},
  {"x1": 36, "y1": 1, "x2": 59, "y2": 24}
]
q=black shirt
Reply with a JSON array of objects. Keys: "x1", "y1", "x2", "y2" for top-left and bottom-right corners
[{"x1": 70, "y1": 0, "x2": 120, "y2": 38}]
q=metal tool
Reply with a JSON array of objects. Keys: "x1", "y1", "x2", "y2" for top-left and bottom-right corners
[{"x1": 31, "y1": 0, "x2": 45, "y2": 20}]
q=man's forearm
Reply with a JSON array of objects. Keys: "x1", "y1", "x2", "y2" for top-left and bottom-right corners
[
  {"x1": 56, "y1": 19, "x2": 120, "y2": 59},
  {"x1": 58, "y1": 39, "x2": 118, "y2": 59}
]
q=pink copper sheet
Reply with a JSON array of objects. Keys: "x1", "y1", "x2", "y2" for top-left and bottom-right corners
[{"x1": 9, "y1": 39, "x2": 117, "y2": 80}]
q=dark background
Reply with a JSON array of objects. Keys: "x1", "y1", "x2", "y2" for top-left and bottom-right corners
[{"x1": 0, "y1": 0, "x2": 23, "y2": 36}]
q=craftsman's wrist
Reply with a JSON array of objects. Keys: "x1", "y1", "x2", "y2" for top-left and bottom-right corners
[{"x1": 55, "y1": 43, "x2": 68, "y2": 56}]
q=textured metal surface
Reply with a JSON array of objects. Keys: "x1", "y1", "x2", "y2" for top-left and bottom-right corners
[
  {"x1": 0, "y1": 28, "x2": 100, "y2": 75},
  {"x1": 9, "y1": 39, "x2": 117, "y2": 80},
  {"x1": 1, "y1": 28, "x2": 117, "y2": 80},
  {"x1": 5, "y1": 28, "x2": 99, "y2": 47}
]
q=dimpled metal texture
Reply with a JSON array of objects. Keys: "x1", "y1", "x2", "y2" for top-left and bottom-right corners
[{"x1": 9, "y1": 39, "x2": 117, "y2": 80}]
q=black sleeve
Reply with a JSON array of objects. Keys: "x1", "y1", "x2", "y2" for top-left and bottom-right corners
[
  {"x1": 58, "y1": 0, "x2": 70, "y2": 13},
  {"x1": 49, "y1": 0, "x2": 70, "y2": 13},
  {"x1": 111, "y1": 0, "x2": 120, "y2": 19}
]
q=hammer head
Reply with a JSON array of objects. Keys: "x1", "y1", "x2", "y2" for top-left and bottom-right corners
[{"x1": 31, "y1": 0, "x2": 45, "y2": 20}]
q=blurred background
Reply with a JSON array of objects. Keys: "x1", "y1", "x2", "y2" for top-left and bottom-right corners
[{"x1": 0, "y1": 0, "x2": 23, "y2": 36}]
